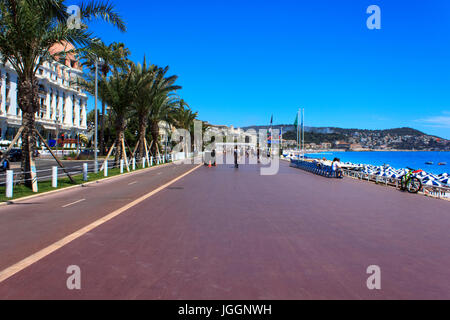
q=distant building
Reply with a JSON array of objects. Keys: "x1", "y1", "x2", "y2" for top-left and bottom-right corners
[
  {"x1": 350, "y1": 143, "x2": 364, "y2": 151},
  {"x1": 305, "y1": 143, "x2": 319, "y2": 150},
  {"x1": 334, "y1": 141, "x2": 351, "y2": 150},
  {"x1": 285, "y1": 140, "x2": 298, "y2": 147},
  {"x1": 321, "y1": 142, "x2": 332, "y2": 150}
]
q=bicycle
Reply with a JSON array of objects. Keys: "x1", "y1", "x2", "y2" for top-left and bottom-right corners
[{"x1": 399, "y1": 167, "x2": 423, "y2": 194}]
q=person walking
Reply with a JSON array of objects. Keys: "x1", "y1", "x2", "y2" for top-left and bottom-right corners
[
  {"x1": 332, "y1": 158, "x2": 343, "y2": 178},
  {"x1": 234, "y1": 146, "x2": 239, "y2": 168},
  {"x1": 211, "y1": 149, "x2": 216, "y2": 166}
]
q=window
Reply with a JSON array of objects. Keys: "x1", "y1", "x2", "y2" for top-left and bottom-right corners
[
  {"x1": 38, "y1": 84, "x2": 46, "y2": 95},
  {"x1": 55, "y1": 93, "x2": 60, "y2": 121},
  {"x1": 62, "y1": 92, "x2": 66, "y2": 120},
  {"x1": 49, "y1": 91, "x2": 53, "y2": 119},
  {"x1": 39, "y1": 98, "x2": 46, "y2": 118},
  {"x1": 73, "y1": 96, "x2": 76, "y2": 123}
]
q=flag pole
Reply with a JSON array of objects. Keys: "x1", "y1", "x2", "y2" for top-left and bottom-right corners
[
  {"x1": 302, "y1": 108, "x2": 305, "y2": 156},
  {"x1": 297, "y1": 109, "x2": 300, "y2": 157}
]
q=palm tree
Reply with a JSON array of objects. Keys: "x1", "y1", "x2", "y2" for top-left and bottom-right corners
[
  {"x1": 148, "y1": 93, "x2": 180, "y2": 156},
  {"x1": 99, "y1": 66, "x2": 143, "y2": 165},
  {"x1": 171, "y1": 99, "x2": 198, "y2": 130},
  {"x1": 130, "y1": 59, "x2": 156, "y2": 159},
  {"x1": 170, "y1": 100, "x2": 198, "y2": 156},
  {"x1": 80, "y1": 41, "x2": 131, "y2": 154},
  {"x1": 0, "y1": 0, "x2": 126, "y2": 188},
  {"x1": 132, "y1": 61, "x2": 181, "y2": 158}
]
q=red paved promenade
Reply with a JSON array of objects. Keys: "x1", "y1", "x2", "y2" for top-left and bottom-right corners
[{"x1": 0, "y1": 159, "x2": 449, "y2": 299}]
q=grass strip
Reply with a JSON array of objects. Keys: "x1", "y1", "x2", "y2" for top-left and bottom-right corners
[{"x1": 0, "y1": 163, "x2": 170, "y2": 203}]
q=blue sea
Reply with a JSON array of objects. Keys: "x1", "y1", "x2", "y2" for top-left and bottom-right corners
[{"x1": 305, "y1": 151, "x2": 450, "y2": 175}]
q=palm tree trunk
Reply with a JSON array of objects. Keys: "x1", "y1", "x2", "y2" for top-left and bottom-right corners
[
  {"x1": 138, "y1": 117, "x2": 147, "y2": 160},
  {"x1": 20, "y1": 112, "x2": 36, "y2": 188},
  {"x1": 17, "y1": 77, "x2": 39, "y2": 188},
  {"x1": 99, "y1": 100, "x2": 106, "y2": 155},
  {"x1": 150, "y1": 120, "x2": 160, "y2": 156},
  {"x1": 114, "y1": 117, "x2": 125, "y2": 166}
]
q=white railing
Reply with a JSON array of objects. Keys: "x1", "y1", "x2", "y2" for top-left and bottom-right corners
[
  {"x1": 342, "y1": 169, "x2": 450, "y2": 200},
  {"x1": 1, "y1": 154, "x2": 175, "y2": 199}
]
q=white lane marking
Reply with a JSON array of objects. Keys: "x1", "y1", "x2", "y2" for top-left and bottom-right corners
[
  {"x1": 62, "y1": 199, "x2": 86, "y2": 208},
  {"x1": 0, "y1": 165, "x2": 202, "y2": 283},
  {"x1": 128, "y1": 181, "x2": 138, "y2": 186}
]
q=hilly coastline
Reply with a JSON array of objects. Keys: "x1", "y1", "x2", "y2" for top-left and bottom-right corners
[{"x1": 241, "y1": 126, "x2": 450, "y2": 151}]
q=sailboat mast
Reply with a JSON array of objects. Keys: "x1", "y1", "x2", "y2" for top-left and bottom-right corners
[
  {"x1": 297, "y1": 109, "x2": 300, "y2": 155},
  {"x1": 302, "y1": 108, "x2": 305, "y2": 155}
]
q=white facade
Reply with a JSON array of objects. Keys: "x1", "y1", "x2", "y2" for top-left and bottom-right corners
[{"x1": 0, "y1": 56, "x2": 88, "y2": 144}]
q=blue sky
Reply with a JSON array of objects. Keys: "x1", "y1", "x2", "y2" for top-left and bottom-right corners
[{"x1": 86, "y1": 0, "x2": 450, "y2": 138}]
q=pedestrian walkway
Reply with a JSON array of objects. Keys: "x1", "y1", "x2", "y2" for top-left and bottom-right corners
[{"x1": 0, "y1": 160, "x2": 449, "y2": 299}]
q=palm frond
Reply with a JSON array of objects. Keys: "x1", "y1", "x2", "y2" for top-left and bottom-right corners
[{"x1": 79, "y1": 0, "x2": 126, "y2": 32}]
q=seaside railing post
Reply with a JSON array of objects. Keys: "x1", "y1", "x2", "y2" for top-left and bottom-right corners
[
  {"x1": 104, "y1": 160, "x2": 108, "y2": 177},
  {"x1": 6, "y1": 170, "x2": 13, "y2": 198},
  {"x1": 52, "y1": 166, "x2": 58, "y2": 188},
  {"x1": 83, "y1": 163, "x2": 88, "y2": 182}
]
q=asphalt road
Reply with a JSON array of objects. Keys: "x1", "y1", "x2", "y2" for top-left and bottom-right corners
[
  {"x1": 0, "y1": 159, "x2": 96, "y2": 185},
  {"x1": 0, "y1": 158, "x2": 449, "y2": 299}
]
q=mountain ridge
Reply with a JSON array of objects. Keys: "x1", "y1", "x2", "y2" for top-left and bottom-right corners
[{"x1": 239, "y1": 125, "x2": 450, "y2": 151}]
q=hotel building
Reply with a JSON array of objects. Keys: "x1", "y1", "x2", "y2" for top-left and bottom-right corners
[{"x1": 0, "y1": 42, "x2": 88, "y2": 146}]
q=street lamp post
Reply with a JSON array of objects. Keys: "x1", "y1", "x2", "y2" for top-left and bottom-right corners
[
  {"x1": 94, "y1": 58, "x2": 98, "y2": 173},
  {"x1": 164, "y1": 127, "x2": 168, "y2": 162},
  {"x1": 164, "y1": 113, "x2": 169, "y2": 162},
  {"x1": 94, "y1": 56, "x2": 104, "y2": 173}
]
